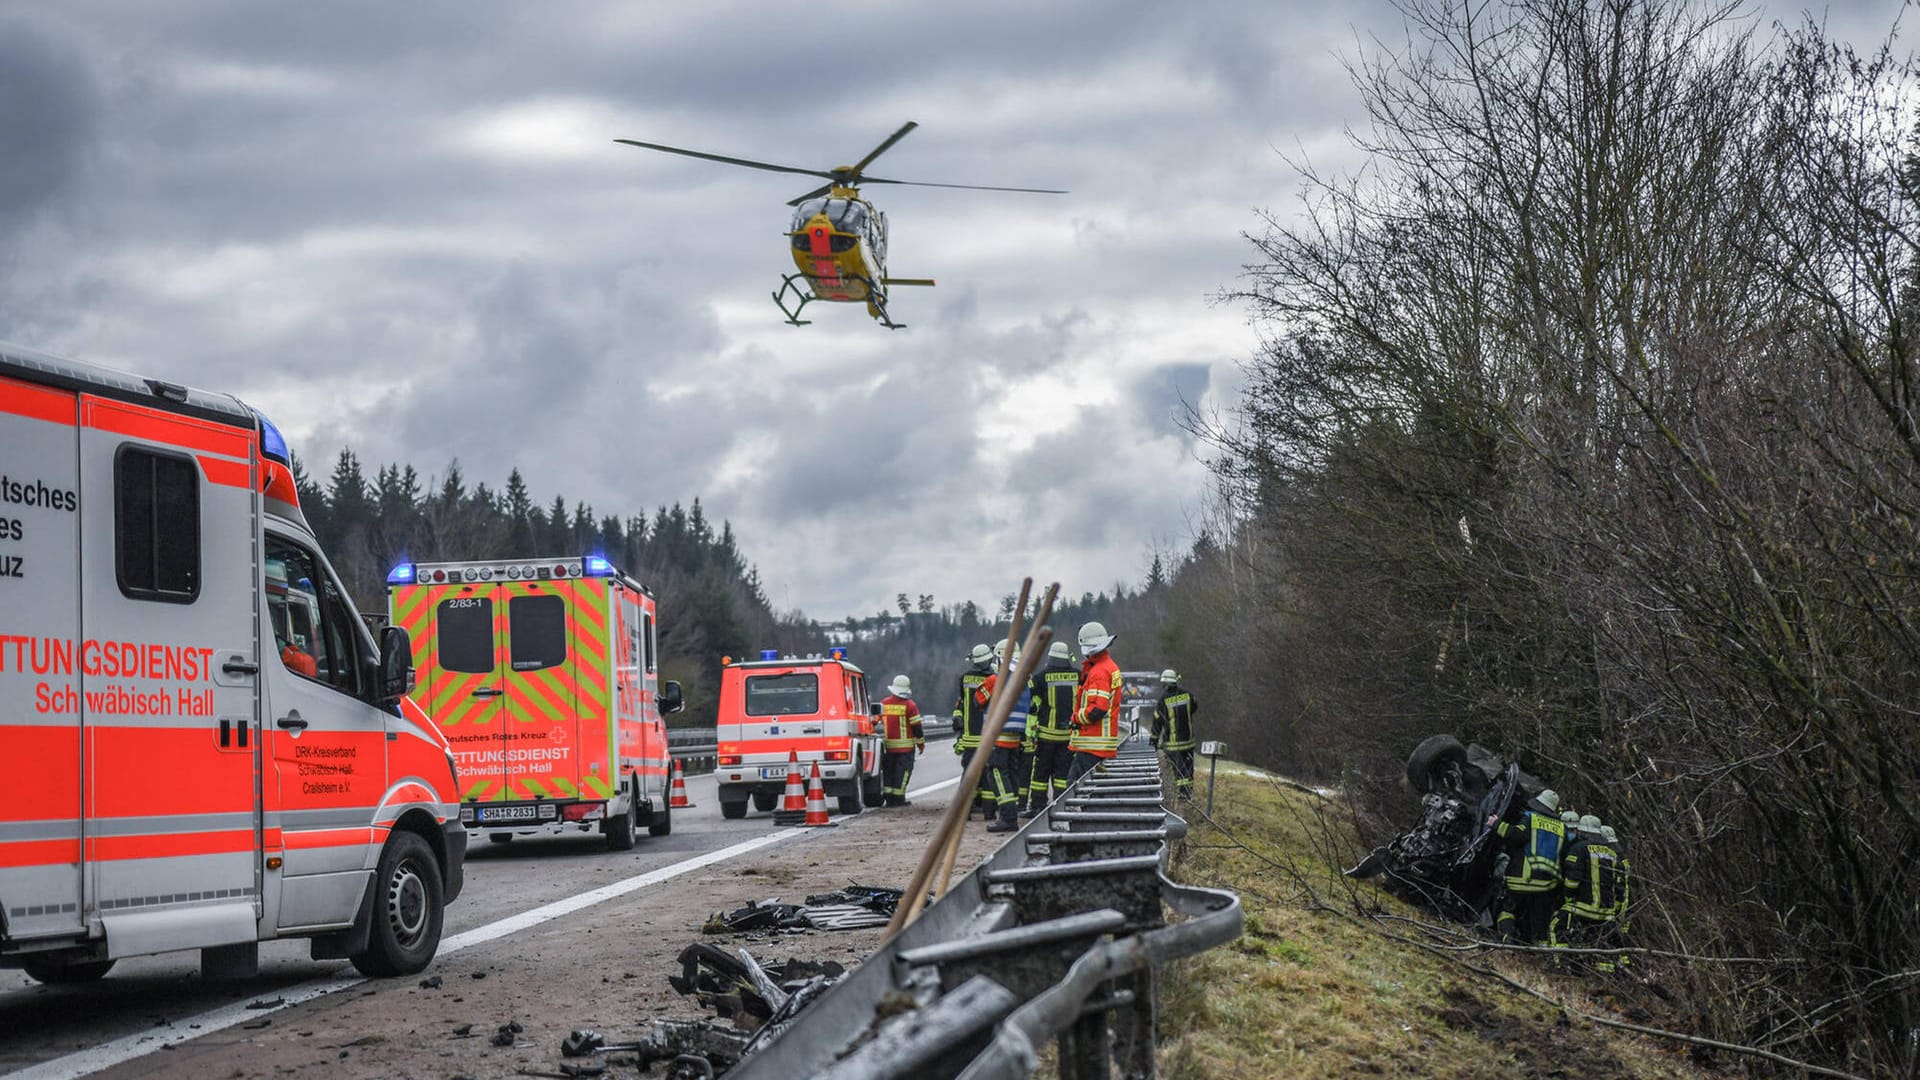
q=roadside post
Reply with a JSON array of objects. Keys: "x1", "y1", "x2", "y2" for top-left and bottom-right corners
[{"x1": 1201, "y1": 740, "x2": 1226, "y2": 816}]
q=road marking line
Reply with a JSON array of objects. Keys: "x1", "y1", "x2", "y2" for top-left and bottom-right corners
[
  {"x1": 6, "y1": 830, "x2": 804, "y2": 1080},
  {"x1": 10, "y1": 771, "x2": 969, "y2": 1080}
]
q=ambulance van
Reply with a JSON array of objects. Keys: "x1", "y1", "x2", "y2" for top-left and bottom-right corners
[
  {"x1": 713, "y1": 650, "x2": 883, "y2": 818},
  {"x1": 388, "y1": 557, "x2": 682, "y2": 849},
  {"x1": 0, "y1": 342, "x2": 465, "y2": 984}
]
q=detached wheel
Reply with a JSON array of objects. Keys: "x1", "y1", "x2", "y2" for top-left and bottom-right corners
[
  {"x1": 720, "y1": 798, "x2": 748, "y2": 820},
  {"x1": 751, "y1": 791, "x2": 777, "y2": 813},
  {"x1": 22, "y1": 954, "x2": 114, "y2": 984},
  {"x1": 604, "y1": 796, "x2": 637, "y2": 851},
  {"x1": 351, "y1": 831, "x2": 445, "y2": 977},
  {"x1": 1407, "y1": 735, "x2": 1469, "y2": 794}
]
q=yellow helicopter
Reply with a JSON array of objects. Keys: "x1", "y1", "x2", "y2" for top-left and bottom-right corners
[{"x1": 615, "y1": 121, "x2": 1064, "y2": 329}]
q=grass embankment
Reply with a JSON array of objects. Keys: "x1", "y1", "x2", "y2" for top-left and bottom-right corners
[{"x1": 1157, "y1": 767, "x2": 1705, "y2": 1079}]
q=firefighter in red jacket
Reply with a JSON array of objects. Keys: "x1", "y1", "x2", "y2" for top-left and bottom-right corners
[
  {"x1": 878, "y1": 675, "x2": 924, "y2": 807},
  {"x1": 1067, "y1": 621, "x2": 1122, "y2": 785}
]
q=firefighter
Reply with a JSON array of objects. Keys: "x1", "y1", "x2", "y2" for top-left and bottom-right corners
[
  {"x1": 1492, "y1": 788, "x2": 1566, "y2": 945},
  {"x1": 1598, "y1": 824, "x2": 1632, "y2": 972},
  {"x1": 952, "y1": 643, "x2": 995, "y2": 820},
  {"x1": 878, "y1": 675, "x2": 924, "y2": 807},
  {"x1": 1066, "y1": 621, "x2": 1122, "y2": 785},
  {"x1": 1023, "y1": 641, "x2": 1079, "y2": 817},
  {"x1": 1150, "y1": 669, "x2": 1198, "y2": 799},
  {"x1": 1552, "y1": 815, "x2": 1626, "y2": 972},
  {"x1": 984, "y1": 649, "x2": 1032, "y2": 833}
]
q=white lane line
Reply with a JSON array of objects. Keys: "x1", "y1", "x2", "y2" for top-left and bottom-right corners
[
  {"x1": 7, "y1": 829, "x2": 805, "y2": 1080},
  {"x1": 11, "y1": 773, "x2": 968, "y2": 1080}
]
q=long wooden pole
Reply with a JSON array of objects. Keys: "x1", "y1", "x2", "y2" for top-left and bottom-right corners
[{"x1": 888, "y1": 581, "x2": 1058, "y2": 937}]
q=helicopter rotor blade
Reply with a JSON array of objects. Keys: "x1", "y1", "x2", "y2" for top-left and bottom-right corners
[
  {"x1": 614, "y1": 139, "x2": 834, "y2": 181},
  {"x1": 785, "y1": 183, "x2": 836, "y2": 207},
  {"x1": 845, "y1": 121, "x2": 919, "y2": 180},
  {"x1": 856, "y1": 176, "x2": 1069, "y2": 196}
]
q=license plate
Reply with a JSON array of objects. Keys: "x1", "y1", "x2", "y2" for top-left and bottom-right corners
[
  {"x1": 759, "y1": 767, "x2": 790, "y2": 779},
  {"x1": 475, "y1": 805, "x2": 539, "y2": 823}
]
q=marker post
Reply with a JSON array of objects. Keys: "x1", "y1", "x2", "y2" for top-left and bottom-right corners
[{"x1": 1201, "y1": 740, "x2": 1225, "y2": 816}]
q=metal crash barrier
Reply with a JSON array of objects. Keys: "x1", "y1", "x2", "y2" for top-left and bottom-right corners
[{"x1": 730, "y1": 736, "x2": 1243, "y2": 1080}]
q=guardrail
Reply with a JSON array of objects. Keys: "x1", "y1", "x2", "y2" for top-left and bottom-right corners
[{"x1": 729, "y1": 735, "x2": 1242, "y2": 1079}]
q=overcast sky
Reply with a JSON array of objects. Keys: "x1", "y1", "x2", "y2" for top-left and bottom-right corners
[{"x1": 0, "y1": 1, "x2": 1901, "y2": 618}]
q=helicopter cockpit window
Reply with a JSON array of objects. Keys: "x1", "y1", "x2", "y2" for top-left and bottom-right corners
[{"x1": 789, "y1": 197, "x2": 868, "y2": 235}]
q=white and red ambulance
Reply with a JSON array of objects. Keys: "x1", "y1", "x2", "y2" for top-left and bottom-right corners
[
  {"x1": 388, "y1": 557, "x2": 682, "y2": 848},
  {"x1": 0, "y1": 342, "x2": 466, "y2": 983},
  {"x1": 713, "y1": 650, "x2": 884, "y2": 818}
]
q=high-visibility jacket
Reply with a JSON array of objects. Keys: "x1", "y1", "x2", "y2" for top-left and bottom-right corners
[
  {"x1": 1562, "y1": 838, "x2": 1627, "y2": 922},
  {"x1": 994, "y1": 682, "x2": 1032, "y2": 749},
  {"x1": 1495, "y1": 809, "x2": 1567, "y2": 894},
  {"x1": 1030, "y1": 661, "x2": 1080, "y2": 743},
  {"x1": 1152, "y1": 684, "x2": 1197, "y2": 750},
  {"x1": 1069, "y1": 652, "x2": 1122, "y2": 757},
  {"x1": 879, "y1": 694, "x2": 923, "y2": 751},
  {"x1": 952, "y1": 665, "x2": 992, "y2": 750}
]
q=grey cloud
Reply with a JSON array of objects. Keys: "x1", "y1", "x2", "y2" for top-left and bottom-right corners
[{"x1": 0, "y1": 21, "x2": 95, "y2": 234}]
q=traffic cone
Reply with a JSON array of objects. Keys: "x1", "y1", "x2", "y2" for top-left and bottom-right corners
[
  {"x1": 773, "y1": 750, "x2": 808, "y2": 826},
  {"x1": 668, "y1": 758, "x2": 694, "y2": 809},
  {"x1": 801, "y1": 761, "x2": 836, "y2": 828}
]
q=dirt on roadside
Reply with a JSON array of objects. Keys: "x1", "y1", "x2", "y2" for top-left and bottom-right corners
[{"x1": 108, "y1": 798, "x2": 1008, "y2": 1080}]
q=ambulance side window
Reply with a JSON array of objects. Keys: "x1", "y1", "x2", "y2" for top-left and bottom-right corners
[
  {"x1": 265, "y1": 534, "x2": 362, "y2": 698},
  {"x1": 114, "y1": 446, "x2": 200, "y2": 604},
  {"x1": 642, "y1": 613, "x2": 656, "y2": 673},
  {"x1": 508, "y1": 594, "x2": 567, "y2": 671}
]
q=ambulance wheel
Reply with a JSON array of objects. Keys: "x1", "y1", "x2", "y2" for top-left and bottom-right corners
[
  {"x1": 751, "y1": 791, "x2": 777, "y2": 813},
  {"x1": 838, "y1": 776, "x2": 864, "y2": 816},
  {"x1": 22, "y1": 954, "x2": 114, "y2": 984},
  {"x1": 721, "y1": 797, "x2": 748, "y2": 820},
  {"x1": 861, "y1": 767, "x2": 885, "y2": 807},
  {"x1": 604, "y1": 797, "x2": 637, "y2": 851},
  {"x1": 648, "y1": 797, "x2": 672, "y2": 838},
  {"x1": 351, "y1": 831, "x2": 445, "y2": 977}
]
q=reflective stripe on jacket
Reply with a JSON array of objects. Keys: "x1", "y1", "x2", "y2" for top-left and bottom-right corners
[
  {"x1": 1495, "y1": 810, "x2": 1567, "y2": 893},
  {"x1": 879, "y1": 694, "x2": 923, "y2": 750},
  {"x1": 1069, "y1": 652, "x2": 1122, "y2": 756},
  {"x1": 1152, "y1": 687, "x2": 1197, "y2": 749},
  {"x1": 1032, "y1": 663, "x2": 1080, "y2": 742},
  {"x1": 952, "y1": 667, "x2": 991, "y2": 750}
]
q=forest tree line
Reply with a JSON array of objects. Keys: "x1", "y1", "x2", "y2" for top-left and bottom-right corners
[{"x1": 1170, "y1": 1, "x2": 1920, "y2": 1074}]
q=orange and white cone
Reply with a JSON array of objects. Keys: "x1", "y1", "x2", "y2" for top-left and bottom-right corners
[
  {"x1": 802, "y1": 761, "x2": 835, "y2": 827},
  {"x1": 668, "y1": 758, "x2": 694, "y2": 809},
  {"x1": 780, "y1": 751, "x2": 807, "y2": 813}
]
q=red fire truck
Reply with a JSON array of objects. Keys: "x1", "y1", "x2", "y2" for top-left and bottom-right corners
[{"x1": 713, "y1": 650, "x2": 884, "y2": 818}]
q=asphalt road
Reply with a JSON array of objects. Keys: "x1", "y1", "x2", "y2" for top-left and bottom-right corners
[{"x1": 0, "y1": 746, "x2": 973, "y2": 1079}]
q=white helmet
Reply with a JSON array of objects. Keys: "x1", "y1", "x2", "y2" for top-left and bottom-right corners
[
  {"x1": 1600, "y1": 825, "x2": 1618, "y2": 844},
  {"x1": 1560, "y1": 810, "x2": 1580, "y2": 825},
  {"x1": 1077, "y1": 621, "x2": 1114, "y2": 655},
  {"x1": 1160, "y1": 669, "x2": 1178, "y2": 684},
  {"x1": 1048, "y1": 641, "x2": 1072, "y2": 661},
  {"x1": 968, "y1": 643, "x2": 992, "y2": 665},
  {"x1": 889, "y1": 675, "x2": 912, "y2": 697},
  {"x1": 1535, "y1": 789, "x2": 1561, "y2": 814},
  {"x1": 1578, "y1": 814, "x2": 1603, "y2": 835}
]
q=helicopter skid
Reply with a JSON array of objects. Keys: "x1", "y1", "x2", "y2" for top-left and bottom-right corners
[{"x1": 773, "y1": 271, "x2": 906, "y2": 329}]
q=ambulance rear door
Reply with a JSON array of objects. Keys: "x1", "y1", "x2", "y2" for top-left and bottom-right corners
[
  {"x1": 562, "y1": 576, "x2": 618, "y2": 805},
  {"x1": 499, "y1": 579, "x2": 582, "y2": 803},
  {"x1": 413, "y1": 579, "x2": 505, "y2": 805},
  {"x1": 0, "y1": 376, "x2": 85, "y2": 943},
  {"x1": 79, "y1": 395, "x2": 263, "y2": 957}
]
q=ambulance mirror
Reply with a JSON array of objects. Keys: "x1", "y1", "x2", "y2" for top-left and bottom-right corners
[
  {"x1": 869, "y1": 702, "x2": 882, "y2": 717},
  {"x1": 660, "y1": 680, "x2": 685, "y2": 715},
  {"x1": 378, "y1": 626, "x2": 413, "y2": 704}
]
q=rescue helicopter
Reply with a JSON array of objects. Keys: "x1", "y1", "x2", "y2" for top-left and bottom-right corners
[{"x1": 615, "y1": 121, "x2": 1065, "y2": 329}]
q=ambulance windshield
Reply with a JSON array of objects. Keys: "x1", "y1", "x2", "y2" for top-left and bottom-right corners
[{"x1": 745, "y1": 673, "x2": 818, "y2": 716}]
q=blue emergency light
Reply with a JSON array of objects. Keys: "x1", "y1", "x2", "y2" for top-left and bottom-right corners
[
  {"x1": 583, "y1": 555, "x2": 614, "y2": 577},
  {"x1": 759, "y1": 649, "x2": 780, "y2": 661},
  {"x1": 829, "y1": 646, "x2": 847, "y2": 661},
  {"x1": 385, "y1": 563, "x2": 415, "y2": 585}
]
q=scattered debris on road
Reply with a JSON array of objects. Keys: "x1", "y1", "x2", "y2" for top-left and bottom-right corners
[{"x1": 702, "y1": 883, "x2": 909, "y2": 934}]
